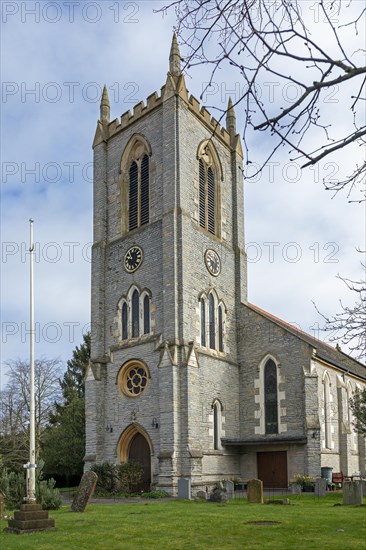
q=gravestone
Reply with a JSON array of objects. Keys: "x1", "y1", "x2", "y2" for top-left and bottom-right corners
[
  {"x1": 291, "y1": 484, "x2": 302, "y2": 495},
  {"x1": 225, "y1": 480, "x2": 235, "y2": 500},
  {"x1": 177, "y1": 478, "x2": 191, "y2": 500},
  {"x1": 343, "y1": 481, "x2": 363, "y2": 506},
  {"x1": 71, "y1": 471, "x2": 98, "y2": 512},
  {"x1": 209, "y1": 488, "x2": 228, "y2": 503},
  {"x1": 196, "y1": 490, "x2": 207, "y2": 500},
  {"x1": 315, "y1": 477, "x2": 327, "y2": 497},
  {"x1": 247, "y1": 479, "x2": 264, "y2": 504}
]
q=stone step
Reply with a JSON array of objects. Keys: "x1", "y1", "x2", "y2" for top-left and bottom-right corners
[
  {"x1": 20, "y1": 503, "x2": 43, "y2": 512},
  {"x1": 14, "y1": 510, "x2": 49, "y2": 521},
  {"x1": 8, "y1": 518, "x2": 55, "y2": 530}
]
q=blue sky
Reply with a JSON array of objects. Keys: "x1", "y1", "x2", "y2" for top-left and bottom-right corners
[{"x1": 1, "y1": 0, "x2": 365, "y2": 385}]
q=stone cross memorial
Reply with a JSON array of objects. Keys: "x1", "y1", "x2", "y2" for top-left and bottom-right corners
[
  {"x1": 247, "y1": 479, "x2": 264, "y2": 504},
  {"x1": 71, "y1": 471, "x2": 98, "y2": 512}
]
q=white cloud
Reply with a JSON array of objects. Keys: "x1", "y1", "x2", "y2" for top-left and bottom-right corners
[{"x1": 1, "y1": 0, "x2": 365, "y2": 388}]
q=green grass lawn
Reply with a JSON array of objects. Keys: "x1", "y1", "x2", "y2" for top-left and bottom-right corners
[{"x1": 1, "y1": 493, "x2": 365, "y2": 550}]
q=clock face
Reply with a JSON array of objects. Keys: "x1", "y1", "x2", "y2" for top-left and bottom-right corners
[
  {"x1": 205, "y1": 249, "x2": 221, "y2": 276},
  {"x1": 124, "y1": 246, "x2": 143, "y2": 273}
]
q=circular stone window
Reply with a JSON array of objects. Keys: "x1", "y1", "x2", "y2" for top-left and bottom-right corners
[{"x1": 118, "y1": 361, "x2": 149, "y2": 397}]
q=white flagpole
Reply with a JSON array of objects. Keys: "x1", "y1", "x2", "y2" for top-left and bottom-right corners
[{"x1": 28, "y1": 218, "x2": 36, "y2": 502}]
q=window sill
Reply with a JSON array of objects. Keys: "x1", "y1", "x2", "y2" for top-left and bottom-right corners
[{"x1": 111, "y1": 333, "x2": 157, "y2": 351}]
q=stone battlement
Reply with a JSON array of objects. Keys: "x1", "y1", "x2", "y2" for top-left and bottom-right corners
[{"x1": 105, "y1": 82, "x2": 231, "y2": 147}]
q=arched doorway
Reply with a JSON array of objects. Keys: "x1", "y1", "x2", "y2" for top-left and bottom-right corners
[
  {"x1": 129, "y1": 433, "x2": 151, "y2": 491},
  {"x1": 118, "y1": 424, "x2": 152, "y2": 491}
]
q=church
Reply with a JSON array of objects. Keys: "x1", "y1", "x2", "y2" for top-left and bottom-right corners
[{"x1": 84, "y1": 35, "x2": 366, "y2": 494}]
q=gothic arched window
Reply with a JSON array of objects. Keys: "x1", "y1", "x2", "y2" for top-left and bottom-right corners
[
  {"x1": 200, "y1": 298, "x2": 206, "y2": 347},
  {"x1": 121, "y1": 136, "x2": 151, "y2": 235},
  {"x1": 119, "y1": 287, "x2": 152, "y2": 341},
  {"x1": 197, "y1": 141, "x2": 222, "y2": 237},
  {"x1": 264, "y1": 359, "x2": 278, "y2": 434},
  {"x1": 209, "y1": 293, "x2": 215, "y2": 349},
  {"x1": 128, "y1": 153, "x2": 149, "y2": 231},
  {"x1": 323, "y1": 372, "x2": 331, "y2": 449},
  {"x1": 212, "y1": 400, "x2": 223, "y2": 450},
  {"x1": 131, "y1": 289, "x2": 140, "y2": 337},
  {"x1": 199, "y1": 291, "x2": 225, "y2": 352},
  {"x1": 122, "y1": 302, "x2": 128, "y2": 340},
  {"x1": 218, "y1": 305, "x2": 224, "y2": 352},
  {"x1": 143, "y1": 293, "x2": 150, "y2": 335}
]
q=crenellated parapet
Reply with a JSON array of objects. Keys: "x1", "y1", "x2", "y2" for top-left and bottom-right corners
[{"x1": 93, "y1": 34, "x2": 243, "y2": 157}]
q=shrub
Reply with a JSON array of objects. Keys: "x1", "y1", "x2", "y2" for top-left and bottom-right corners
[
  {"x1": 0, "y1": 460, "x2": 61, "y2": 509},
  {"x1": 91, "y1": 461, "x2": 144, "y2": 494},
  {"x1": 117, "y1": 462, "x2": 144, "y2": 493},
  {"x1": 0, "y1": 468, "x2": 26, "y2": 509},
  {"x1": 91, "y1": 462, "x2": 120, "y2": 493}
]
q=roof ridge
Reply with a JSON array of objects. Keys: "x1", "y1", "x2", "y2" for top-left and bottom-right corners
[{"x1": 247, "y1": 302, "x2": 338, "y2": 352}]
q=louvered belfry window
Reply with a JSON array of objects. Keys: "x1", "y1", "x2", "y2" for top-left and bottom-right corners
[
  {"x1": 207, "y1": 167, "x2": 215, "y2": 234},
  {"x1": 128, "y1": 154, "x2": 149, "y2": 231},
  {"x1": 199, "y1": 159, "x2": 206, "y2": 228},
  {"x1": 199, "y1": 154, "x2": 216, "y2": 235}
]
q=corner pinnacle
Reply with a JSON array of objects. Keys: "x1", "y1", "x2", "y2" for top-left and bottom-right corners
[
  {"x1": 169, "y1": 32, "x2": 181, "y2": 77},
  {"x1": 226, "y1": 97, "x2": 236, "y2": 135},
  {"x1": 100, "y1": 85, "x2": 110, "y2": 124}
]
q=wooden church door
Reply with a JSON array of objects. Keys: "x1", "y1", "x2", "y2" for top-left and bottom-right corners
[
  {"x1": 128, "y1": 433, "x2": 151, "y2": 491},
  {"x1": 257, "y1": 451, "x2": 288, "y2": 488}
]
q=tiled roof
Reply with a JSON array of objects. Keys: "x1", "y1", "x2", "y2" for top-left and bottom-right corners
[{"x1": 244, "y1": 303, "x2": 366, "y2": 380}]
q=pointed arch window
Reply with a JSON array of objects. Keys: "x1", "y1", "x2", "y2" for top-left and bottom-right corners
[
  {"x1": 323, "y1": 372, "x2": 331, "y2": 449},
  {"x1": 209, "y1": 294, "x2": 215, "y2": 349},
  {"x1": 212, "y1": 400, "x2": 223, "y2": 450},
  {"x1": 143, "y1": 294, "x2": 150, "y2": 335},
  {"x1": 197, "y1": 142, "x2": 221, "y2": 237},
  {"x1": 200, "y1": 298, "x2": 206, "y2": 347},
  {"x1": 199, "y1": 292, "x2": 225, "y2": 352},
  {"x1": 122, "y1": 302, "x2": 128, "y2": 340},
  {"x1": 131, "y1": 290, "x2": 140, "y2": 337},
  {"x1": 128, "y1": 153, "x2": 149, "y2": 231},
  {"x1": 218, "y1": 305, "x2": 224, "y2": 352},
  {"x1": 121, "y1": 136, "x2": 151, "y2": 235},
  {"x1": 129, "y1": 161, "x2": 139, "y2": 230},
  {"x1": 264, "y1": 359, "x2": 278, "y2": 434},
  {"x1": 119, "y1": 287, "x2": 152, "y2": 341}
]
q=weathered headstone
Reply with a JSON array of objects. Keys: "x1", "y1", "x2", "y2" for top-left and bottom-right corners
[
  {"x1": 196, "y1": 490, "x2": 207, "y2": 500},
  {"x1": 177, "y1": 478, "x2": 191, "y2": 500},
  {"x1": 225, "y1": 480, "x2": 235, "y2": 500},
  {"x1": 315, "y1": 477, "x2": 327, "y2": 497},
  {"x1": 209, "y1": 488, "x2": 228, "y2": 503},
  {"x1": 247, "y1": 479, "x2": 264, "y2": 504},
  {"x1": 291, "y1": 484, "x2": 302, "y2": 495},
  {"x1": 71, "y1": 471, "x2": 98, "y2": 512},
  {"x1": 361, "y1": 479, "x2": 366, "y2": 496},
  {"x1": 343, "y1": 481, "x2": 363, "y2": 506}
]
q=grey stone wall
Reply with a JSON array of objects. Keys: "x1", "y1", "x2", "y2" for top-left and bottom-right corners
[{"x1": 86, "y1": 62, "x2": 366, "y2": 493}]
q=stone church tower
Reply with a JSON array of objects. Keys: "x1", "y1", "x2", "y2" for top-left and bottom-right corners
[
  {"x1": 85, "y1": 35, "x2": 247, "y2": 492},
  {"x1": 85, "y1": 36, "x2": 366, "y2": 494}
]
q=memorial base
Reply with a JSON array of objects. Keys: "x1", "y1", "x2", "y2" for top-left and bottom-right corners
[{"x1": 5, "y1": 503, "x2": 56, "y2": 534}]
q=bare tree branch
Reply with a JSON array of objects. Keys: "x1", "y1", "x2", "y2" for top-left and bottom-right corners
[{"x1": 158, "y1": 0, "x2": 366, "y2": 200}]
